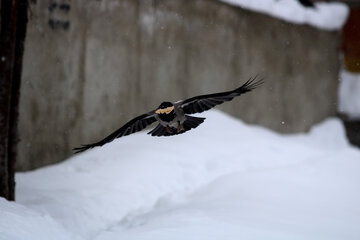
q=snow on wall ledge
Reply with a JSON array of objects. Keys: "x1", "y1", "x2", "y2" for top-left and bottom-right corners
[
  {"x1": 339, "y1": 70, "x2": 360, "y2": 119},
  {"x1": 220, "y1": 0, "x2": 349, "y2": 30}
]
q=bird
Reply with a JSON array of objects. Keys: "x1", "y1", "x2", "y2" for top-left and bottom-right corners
[
  {"x1": 73, "y1": 77, "x2": 263, "y2": 153},
  {"x1": 297, "y1": 0, "x2": 315, "y2": 8}
]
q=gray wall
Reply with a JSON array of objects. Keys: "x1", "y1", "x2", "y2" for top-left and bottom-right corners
[{"x1": 18, "y1": 0, "x2": 341, "y2": 170}]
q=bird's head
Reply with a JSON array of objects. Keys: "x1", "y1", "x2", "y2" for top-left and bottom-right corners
[{"x1": 156, "y1": 102, "x2": 174, "y2": 114}]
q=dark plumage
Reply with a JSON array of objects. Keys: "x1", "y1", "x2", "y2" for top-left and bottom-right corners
[
  {"x1": 298, "y1": 0, "x2": 315, "y2": 8},
  {"x1": 73, "y1": 77, "x2": 263, "y2": 153}
]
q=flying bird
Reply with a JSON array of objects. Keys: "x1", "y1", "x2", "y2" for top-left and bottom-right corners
[
  {"x1": 73, "y1": 77, "x2": 263, "y2": 153},
  {"x1": 298, "y1": 0, "x2": 315, "y2": 8}
]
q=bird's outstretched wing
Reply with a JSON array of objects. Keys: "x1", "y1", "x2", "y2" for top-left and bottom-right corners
[
  {"x1": 178, "y1": 77, "x2": 263, "y2": 114},
  {"x1": 73, "y1": 112, "x2": 156, "y2": 153}
]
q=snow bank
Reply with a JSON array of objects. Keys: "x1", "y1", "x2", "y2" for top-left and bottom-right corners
[
  {"x1": 220, "y1": 0, "x2": 349, "y2": 30},
  {"x1": 1, "y1": 110, "x2": 359, "y2": 240},
  {"x1": 339, "y1": 70, "x2": 360, "y2": 119},
  {"x1": 0, "y1": 198, "x2": 80, "y2": 240}
]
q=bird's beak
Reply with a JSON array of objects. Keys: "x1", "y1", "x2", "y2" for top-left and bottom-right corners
[{"x1": 156, "y1": 106, "x2": 174, "y2": 114}]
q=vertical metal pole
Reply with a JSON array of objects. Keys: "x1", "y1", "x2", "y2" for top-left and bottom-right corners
[{"x1": 0, "y1": 0, "x2": 28, "y2": 201}]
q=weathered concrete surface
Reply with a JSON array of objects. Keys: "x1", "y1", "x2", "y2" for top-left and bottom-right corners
[{"x1": 18, "y1": 0, "x2": 341, "y2": 170}]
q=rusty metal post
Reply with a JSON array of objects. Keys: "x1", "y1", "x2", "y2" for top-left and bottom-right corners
[{"x1": 0, "y1": 0, "x2": 28, "y2": 200}]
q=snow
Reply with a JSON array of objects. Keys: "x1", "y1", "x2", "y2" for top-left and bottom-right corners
[
  {"x1": 1, "y1": 110, "x2": 360, "y2": 240},
  {"x1": 0, "y1": 198, "x2": 80, "y2": 240},
  {"x1": 339, "y1": 70, "x2": 360, "y2": 119},
  {"x1": 220, "y1": 0, "x2": 349, "y2": 30}
]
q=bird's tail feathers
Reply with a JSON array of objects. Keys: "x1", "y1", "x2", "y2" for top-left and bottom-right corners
[
  {"x1": 148, "y1": 115, "x2": 205, "y2": 137},
  {"x1": 183, "y1": 115, "x2": 206, "y2": 131}
]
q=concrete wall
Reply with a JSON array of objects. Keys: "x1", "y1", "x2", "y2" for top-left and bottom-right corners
[{"x1": 18, "y1": 0, "x2": 341, "y2": 170}]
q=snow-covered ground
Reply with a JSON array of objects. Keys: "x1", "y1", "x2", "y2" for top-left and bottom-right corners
[
  {"x1": 339, "y1": 70, "x2": 360, "y2": 119},
  {"x1": 1, "y1": 110, "x2": 360, "y2": 240},
  {"x1": 220, "y1": 0, "x2": 348, "y2": 30}
]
